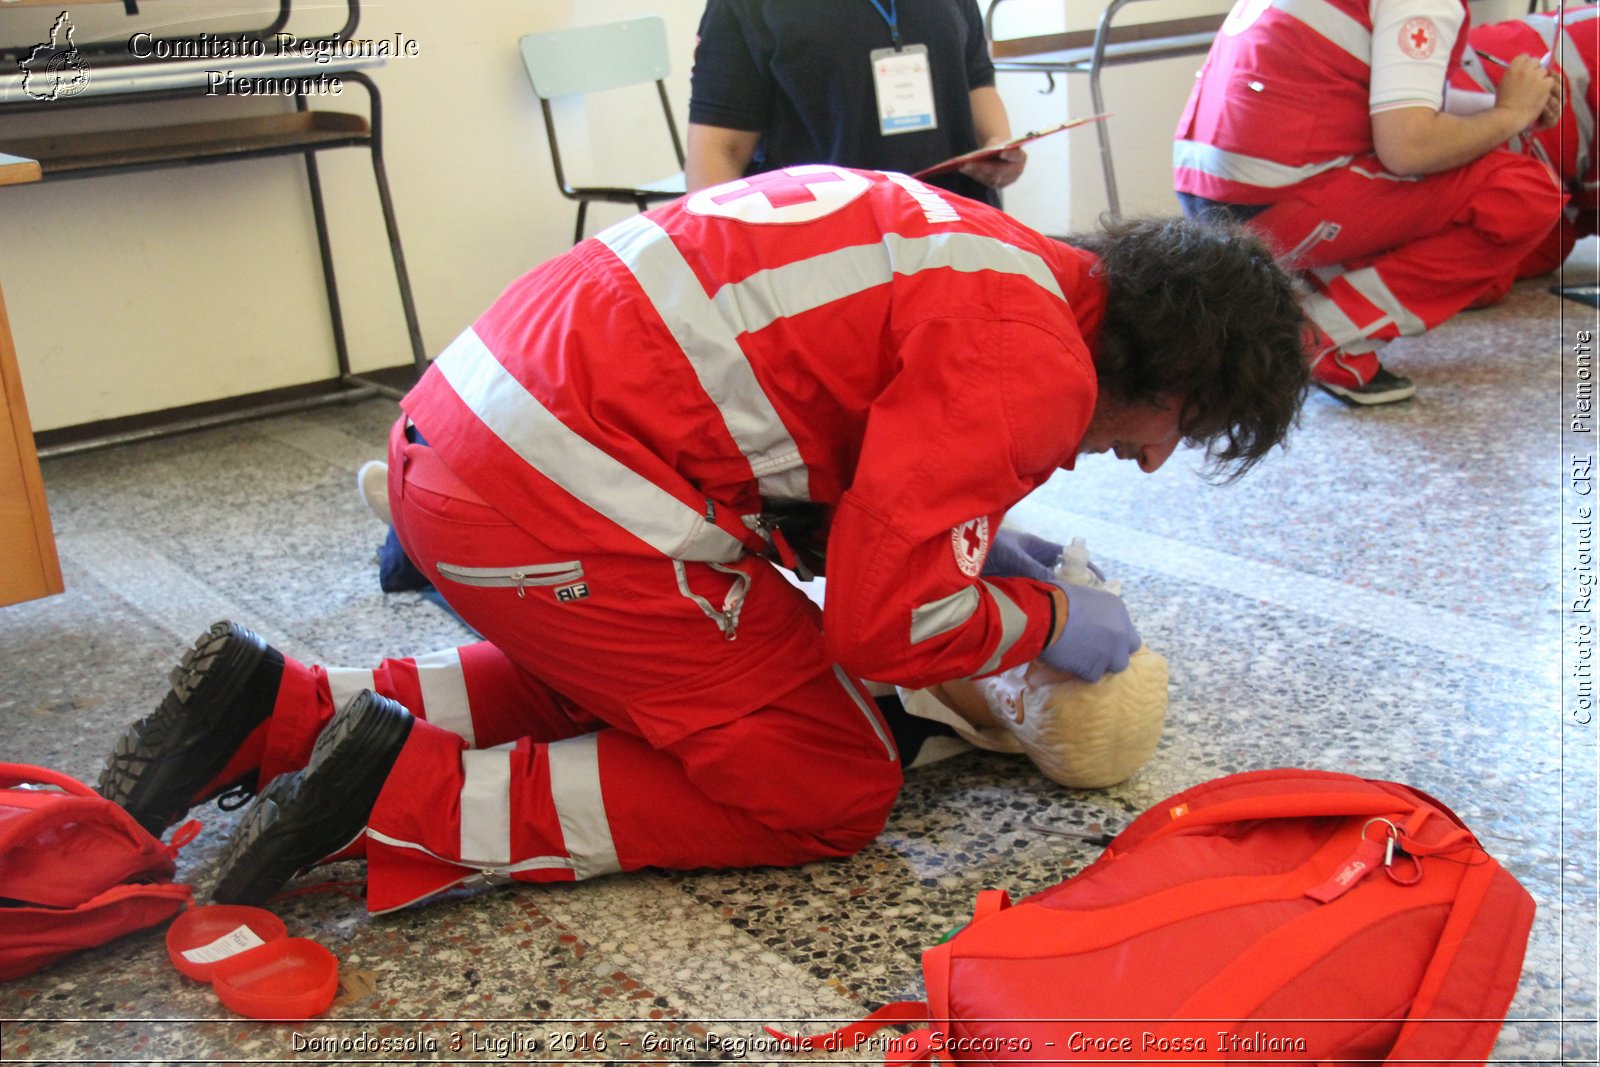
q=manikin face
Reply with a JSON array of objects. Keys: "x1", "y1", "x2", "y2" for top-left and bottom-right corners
[{"x1": 1076, "y1": 395, "x2": 1185, "y2": 474}]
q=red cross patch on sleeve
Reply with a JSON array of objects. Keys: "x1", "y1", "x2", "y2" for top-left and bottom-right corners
[
  {"x1": 1399, "y1": 17, "x2": 1439, "y2": 60},
  {"x1": 952, "y1": 516, "x2": 990, "y2": 578}
]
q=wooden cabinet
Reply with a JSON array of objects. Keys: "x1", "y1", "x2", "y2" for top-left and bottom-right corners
[{"x1": 0, "y1": 153, "x2": 64, "y2": 607}]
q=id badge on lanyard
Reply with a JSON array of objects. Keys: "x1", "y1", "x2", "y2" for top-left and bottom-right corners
[
  {"x1": 871, "y1": 45, "x2": 937, "y2": 134},
  {"x1": 865, "y1": 0, "x2": 936, "y2": 135}
]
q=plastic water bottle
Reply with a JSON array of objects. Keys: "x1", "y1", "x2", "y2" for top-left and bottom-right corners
[{"x1": 1055, "y1": 536, "x2": 1120, "y2": 596}]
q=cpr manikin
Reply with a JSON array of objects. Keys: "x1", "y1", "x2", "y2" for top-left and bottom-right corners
[{"x1": 904, "y1": 537, "x2": 1168, "y2": 788}]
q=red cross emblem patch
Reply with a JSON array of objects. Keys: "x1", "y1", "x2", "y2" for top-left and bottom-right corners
[
  {"x1": 951, "y1": 516, "x2": 990, "y2": 578},
  {"x1": 1399, "y1": 17, "x2": 1438, "y2": 60},
  {"x1": 686, "y1": 165, "x2": 871, "y2": 224}
]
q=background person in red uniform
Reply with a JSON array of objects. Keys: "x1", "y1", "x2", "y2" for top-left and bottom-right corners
[
  {"x1": 1175, "y1": 0, "x2": 1564, "y2": 406},
  {"x1": 1450, "y1": 4, "x2": 1598, "y2": 287},
  {"x1": 100, "y1": 167, "x2": 1308, "y2": 913}
]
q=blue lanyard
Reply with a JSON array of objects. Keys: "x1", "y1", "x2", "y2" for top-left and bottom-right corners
[{"x1": 865, "y1": 0, "x2": 903, "y2": 49}]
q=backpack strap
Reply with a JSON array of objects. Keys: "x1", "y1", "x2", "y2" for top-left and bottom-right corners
[
  {"x1": 970, "y1": 888, "x2": 1010, "y2": 922},
  {"x1": 0, "y1": 763, "x2": 99, "y2": 797},
  {"x1": 1385, "y1": 852, "x2": 1535, "y2": 1064},
  {"x1": 163, "y1": 818, "x2": 204, "y2": 859},
  {"x1": 1132, "y1": 792, "x2": 1414, "y2": 849},
  {"x1": 971, "y1": 826, "x2": 1375, "y2": 960},
  {"x1": 763, "y1": 1001, "x2": 931, "y2": 1052},
  {"x1": 1150, "y1": 860, "x2": 1461, "y2": 1032}
]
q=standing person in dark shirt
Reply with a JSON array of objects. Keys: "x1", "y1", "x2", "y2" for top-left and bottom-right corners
[{"x1": 686, "y1": 0, "x2": 1025, "y2": 204}]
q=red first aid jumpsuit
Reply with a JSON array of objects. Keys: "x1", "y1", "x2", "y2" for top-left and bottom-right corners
[
  {"x1": 1451, "y1": 5, "x2": 1599, "y2": 283},
  {"x1": 245, "y1": 166, "x2": 1106, "y2": 911},
  {"x1": 1175, "y1": 0, "x2": 1564, "y2": 388}
]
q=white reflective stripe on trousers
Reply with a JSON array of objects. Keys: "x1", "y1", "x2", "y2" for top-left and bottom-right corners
[
  {"x1": 325, "y1": 667, "x2": 376, "y2": 717},
  {"x1": 1344, "y1": 267, "x2": 1427, "y2": 338},
  {"x1": 451, "y1": 735, "x2": 620, "y2": 880},
  {"x1": 547, "y1": 734, "x2": 622, "y2": 879},
  {"x1": 832, "y1": 665, "x2": 897, "y2": 760},
  {"x1": 1305, "y1": 261, "x2": 1425, "y2": 348},
  {"x1": 1302, "y1": 281, "x2": 1373, "y2": 350},
  {"x1": 459, "y1": 746, "x2": 514, "y2": 866},
  {"x1": 413, "y1": 647, "x2": 474, "y2": 746},
  {"x1": 363, "y1": 828, "x2": 576, "y2": 915}
]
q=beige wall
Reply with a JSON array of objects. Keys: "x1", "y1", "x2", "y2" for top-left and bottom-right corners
[
  {"x1": 993, "y1": 0, "x2": 1235, "y2": 232},
  {"x1": 0, "y1": 0, "x2": 1541, "y2": 430},
  {"x1": 0, "y1": 0, "x2": 699, "y2": 430}
]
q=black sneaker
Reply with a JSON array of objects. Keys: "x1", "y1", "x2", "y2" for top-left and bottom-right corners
[
  {"x1": 1315, "y1": 366, "x2": 1416, "y2": 406},
  {"x1": 98, "y1": 621, "x2": 284, "y2": 836},
  {"x1": 210, "y1": 690, "x2": 413, "y2": 906}
]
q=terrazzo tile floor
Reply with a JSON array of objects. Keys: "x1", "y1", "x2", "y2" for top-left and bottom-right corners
[{"x1": 1, "y1": 260, "x2": 1597, "y2": 1064}]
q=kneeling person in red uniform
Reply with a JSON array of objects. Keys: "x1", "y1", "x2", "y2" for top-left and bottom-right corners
[
  {"x1": 1451, "y1": 4, "x2": 1599, "y2": 285},
  {"x1": 1175, "y1": 0, "x2": 1565, "y2": 406},
  {"x1": 99, "y1": 167, "x2": 1308, "y2": 912}
]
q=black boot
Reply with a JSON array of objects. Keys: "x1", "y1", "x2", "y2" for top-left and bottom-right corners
[
  {"x1": 211, "y1": 690, "x2": 413, "y2": 906},
  {"x1": 98, "y1": 621, "x2": 283, "y2": 836}
]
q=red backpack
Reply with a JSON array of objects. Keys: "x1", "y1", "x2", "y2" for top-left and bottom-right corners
[
  {"x1": 776, "y1": 769, "x2": 1535, "y2": 1065},
  {"x1": 0, "y1": 764, "x2": 195, "y2": 981}
]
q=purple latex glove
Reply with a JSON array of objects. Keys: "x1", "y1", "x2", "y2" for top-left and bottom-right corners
[
  {"x1": 981, "y1": 529, "x2": 1062, "y2": 582},
  {"x1": 1038, "y1": 583, "x2": 1141, "y2": 681}
]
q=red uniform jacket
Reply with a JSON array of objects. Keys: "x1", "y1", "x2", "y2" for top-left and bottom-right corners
[
  {"x1": 1175, "y1": 0, "x2": 1472, "y2": 203},
  {"x1": 1453, "y1": 7, "x2": 1598, "y2": 218},
  {"x1": 403, "y1": 166, "x2": 1105, "y2": 688}
]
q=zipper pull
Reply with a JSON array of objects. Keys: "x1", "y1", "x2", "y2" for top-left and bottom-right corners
[
  {"x1": 512, "y1": 572, "x2": 527, "y2": 599},
  {"x1": 1306, "y1": 818, "x2": 1397, "y2": 903}
]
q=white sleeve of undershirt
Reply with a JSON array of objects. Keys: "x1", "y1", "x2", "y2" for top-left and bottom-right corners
[{"x1": 1369, "y1": 0, "x2": 1465, "y2": 114}]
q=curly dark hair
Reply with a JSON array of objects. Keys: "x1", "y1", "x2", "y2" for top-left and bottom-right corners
[{"x1": 1068, "y1": 215, "x2": 1309, "y2": 482}]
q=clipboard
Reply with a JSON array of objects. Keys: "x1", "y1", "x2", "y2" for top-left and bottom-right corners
[{"x1": 910, "y1": 114, "x2": 1109, "y2": 178}]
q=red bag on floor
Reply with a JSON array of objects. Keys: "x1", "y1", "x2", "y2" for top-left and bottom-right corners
[
  {"x1": 774, "y1": 769, "x2": 1535, "y2": 1065},
  {"x1": 0, "y1": 763, "x2": 194, "y2": 981}
]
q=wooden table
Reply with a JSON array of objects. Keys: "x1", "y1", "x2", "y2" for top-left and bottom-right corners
[{"x1": 0, "y1": 152, "x2": 65, "y2": 607}]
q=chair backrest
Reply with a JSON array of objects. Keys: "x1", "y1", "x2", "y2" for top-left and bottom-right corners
[
  {"x1": 517, "y1": 15, "x2": 686, "y2": 241},
  {"x1": 519, "y1": 16, "x2": 672, "y2": 101}
]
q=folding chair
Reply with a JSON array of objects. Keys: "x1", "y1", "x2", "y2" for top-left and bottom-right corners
[{"x1": 519, "y1": 16, "x2": 687, "y2": 244}]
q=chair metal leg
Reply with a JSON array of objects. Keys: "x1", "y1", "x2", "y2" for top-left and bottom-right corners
[
  {"x1": 348, "y1": 72, "x2": 427, "y2": 375},
  {"x1": 574, "y1": 200, "x2": 589, "y2": 245},
  {"x1": 1089, "y1": 66, "x2": 1119, "y2": 220},
  {"x1": 1089, "y1": 0, "x2": 1128, "y2": 220},
  {"x1": 297, "y1": 95, "x2": 352, "y2": 379}
]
